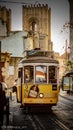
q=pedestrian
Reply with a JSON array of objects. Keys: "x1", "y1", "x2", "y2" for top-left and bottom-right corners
[
  {"x1": 1, "y1": 82, "x2": 7, "y2": 91},
  {"x1": 13, "y1": 79, "x2": 18, "y2": 92},
  {"x1": 12, "y1": 79, "x2": 18, "y2": 101},
  {"x1": 2, "y1": 81, "x2": 10, "y2": 125},
  {"x1": 0, "y1": 82, "x2": 6, "y2": 127}
]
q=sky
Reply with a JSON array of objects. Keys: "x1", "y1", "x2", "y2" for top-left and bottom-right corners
[{"x1": 0, "y1": 0, "x2": 69, "y2": 55}]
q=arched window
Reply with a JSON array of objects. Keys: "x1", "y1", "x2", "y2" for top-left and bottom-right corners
[{"x1": 30, "y1": 21, "x2": 37, "y2": 32}]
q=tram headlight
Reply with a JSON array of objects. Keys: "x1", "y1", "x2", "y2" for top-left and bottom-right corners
[{"x1": 39, "y1": 93, "x2": 44, "y2": 98}]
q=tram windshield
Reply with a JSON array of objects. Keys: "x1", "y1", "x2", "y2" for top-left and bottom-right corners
[
  {"x1": 24, "y1": 66, "x2": 34, "y2": 83},
  {"x1": 49, "y1": 66, "x2": 57, "y2": 83},
  {"x1": 35, "y1": 65, "x2": 47, "y2": 83},
  {"x1": 24, "y1": 65, "x2": 57, "y2": 83}
]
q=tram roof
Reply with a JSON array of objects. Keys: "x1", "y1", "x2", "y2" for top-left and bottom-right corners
[
  {"x1": 24, "y1": 50, "x2": 54, "y2": 58},
  {"x1": 21, "y1": 50, "x2": 59, "y2": 64},
  {"x1": 20, "y1": 56, "x2": 59, "y2": 64}
]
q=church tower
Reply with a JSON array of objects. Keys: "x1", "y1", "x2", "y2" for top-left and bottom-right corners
[
  {"x1": 22, "y1": 4, "x2": 53, "y2": 51},
  {"x1": 0, "y1": 6, "x2": 11, "y2": 39}
]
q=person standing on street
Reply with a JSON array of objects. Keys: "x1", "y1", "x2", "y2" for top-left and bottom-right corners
[{"x1": 0, "y1": 82, "x2": 6, "y2": 127}]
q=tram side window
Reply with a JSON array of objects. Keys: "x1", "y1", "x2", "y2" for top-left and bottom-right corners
[
  {"x1": 24, "y1": 66, "x2": 34, "y2": 83},
  {"x1": 35, "y1": 65, "x2": 47, "y2": 83},
  {"x1": 49, "y1": 66, "x2": 57, "y2": 83}
]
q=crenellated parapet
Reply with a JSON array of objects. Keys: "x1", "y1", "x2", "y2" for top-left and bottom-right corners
[{"x1": 23, "y1": 4, "x2": 48, "y2": 8}]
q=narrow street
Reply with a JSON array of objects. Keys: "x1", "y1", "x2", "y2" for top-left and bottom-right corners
[
  {"x1": 2, "y1": 90, "x2": 73, "y2": 130},
  {"x1": 0, "y1": 1, "x2": 73, "y2": 130}
]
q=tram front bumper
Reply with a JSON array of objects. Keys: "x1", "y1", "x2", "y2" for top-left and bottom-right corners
[{"x1": 23, "y1": 97, "x2": 58, "y2": 105}]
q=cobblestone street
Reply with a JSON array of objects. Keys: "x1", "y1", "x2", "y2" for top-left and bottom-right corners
[
  {"x1": 2, "y1": 90, "x2": 73, "y2": 130},
  {"x1": 2, "y1": 93, "x2": 37, "y2": 130}
]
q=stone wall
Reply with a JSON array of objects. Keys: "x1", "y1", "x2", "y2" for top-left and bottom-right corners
[
  {"x1": 22, "y1": 4, "x2": 52, "y2": 51},
  {"x1": 0, "y1": 6, "x2": 11, "y2": 39}
]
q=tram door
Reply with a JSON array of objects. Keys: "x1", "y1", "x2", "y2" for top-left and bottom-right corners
[{"x1": 17, "y1": 68, "x2": 23, "y2": 103}]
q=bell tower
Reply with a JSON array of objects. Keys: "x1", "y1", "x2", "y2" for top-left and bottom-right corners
[{"x1": 22, "y1": 4, "x2": 53, "y2": 51}]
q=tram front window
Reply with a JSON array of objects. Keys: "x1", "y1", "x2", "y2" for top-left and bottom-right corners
[
  {"x1": 49, "y1": 66, "x2": 57, "y2": 83},
  {"x1": 24, "y1": 66, "x2": 34, "y2": 83},
  {"x1": 35, "y1": 65, "x2": 47, "y2": 83}
]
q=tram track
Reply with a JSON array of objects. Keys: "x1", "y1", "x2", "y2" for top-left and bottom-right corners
[
  {"x1": 9, "y1": 97, "x2": 73, "y2": 130},
  {"x1": 10, "y1": 112, "x2": 71, "y2": 130},
  {"x1": 32, "y1": 114, "x2": 71, "y2": 130},
  {"x1": 51, "y1": 118, "x2": 70, "y2": 130},
  {"x1": 31, "y1": 115, "x2": 47, "y2": 130}
]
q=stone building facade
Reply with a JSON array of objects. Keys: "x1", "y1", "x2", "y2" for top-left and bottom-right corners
[
  {"x1": 22, "y1": 4, "x2": 53, "y2": 51},
  {"x1": 0, "y1": 6, "x2": 11, "y2": 40},
  {"x1": 1, "y1": 31, "x2": 27, "y2": 87},
  {"x1": 0, "y1": 6, "x2": 11, "y2": 83},
  {"x1": 0, "y1": 4, "x2": 57, "y2": 87}
]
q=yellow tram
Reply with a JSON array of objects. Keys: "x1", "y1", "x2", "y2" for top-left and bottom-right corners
[{"x1": 16, "y1": 50, "x2": 59, "y2": 109}]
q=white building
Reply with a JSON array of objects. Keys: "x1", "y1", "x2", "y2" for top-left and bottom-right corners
[
  {"x1": 1, "y1": 31, "x2": 29, "y2": 87},
  {"x1": 1, "y1": 31, "x2": 28, "y2": 57}
]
